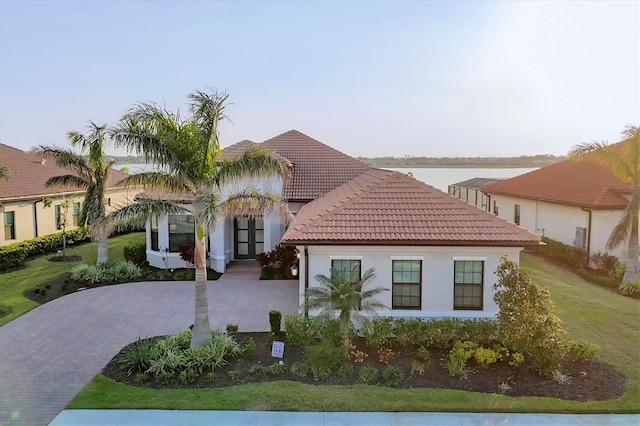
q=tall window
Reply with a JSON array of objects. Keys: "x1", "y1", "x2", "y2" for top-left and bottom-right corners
[
  {"x1": 454, "y1": 260, "x2": 484, "y2": 310},
  {"x1": 4, "y1": 211, "x2": 15, "y2": 240},
  {"x1": 392, "y1": 260, "x2": 421, "y2": 309},
  {"x1": 514, "y1": 204, "x2": 521, "y2": 225},
  {"x1": 331, "y1": 259, "x2": 361, "y2": 283},
  {"x1": 55, "y1": 205, "x2": 63, "y2": 230},
  {"x1": 168, "y1": 214, "x2": 194, "y2": 252},
  {"x1": 151, "y1": 215, "x2": 159, "y2": 251},
  {"x1": 493, "y1": 201, "x2": 499, "y2": 215},
  {"x1": 72, "y1": 202, "x2": 81, "y2": 226}
]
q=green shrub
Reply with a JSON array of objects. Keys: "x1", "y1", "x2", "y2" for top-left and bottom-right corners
[
  {"x1": 242, "y1": 338, "x2": 257, "y2": 360},
  {"x1": 473, "y1": 347, "x2": 500, "y2": 367},
  {"x1": 423, "y1": 317, "x2": 465, "y2": 349},
  {"x1": 0, "y1": 228, "x2": 90, "y2": 270},
  {"x1": 306, "y1": 344, "x2": 342, "y2": 379},
  {"x1": 382, "y1": 366, "x2": 404, "y2": 387},
  {"x1": 118, "y1": 338, "x2": 157, "y2": 374},
  {"x1": 178, "y1": 369, "x2": 197, "y2": 384},
  {"x1": 393, "y1": 318, "x2": 429, "y2": 349},
  {"x1": 591, "y1": 252, "x2": 620, "y2": 278},
  {"x1": 494, "y1": 257, "x2": 566, "y2": 376},
  {"x1": 249, "y1": 364, "x2": 268, "y2": 377},
  {"x1": 619, "y1": 279, "x2": 640, "y2": 297},
  {"x1": 446, "y1": 356, "x2": 469, "y2": 378},
  {"x1": 123, "y1": 241, "x2": 147, "y2": 265},
  {"x1": 460, "y1": 319, "x2": 499, "y2": 346},
  {"x1": 415, "y1": 346, "x2": 430, "y2": 362},
  {"x1": 156, "y1": 371, "x2": 173, "y2": 385},
  {"x1": 269, "y1": 310, "x2": 282, "y2": 333},
  {"x1": 535, "y1": 237, "x2": 588, "y2": 269},
  {"x1": 290, "y1": 361, "x2": 310, "y2": 378},
  {"x1": 358, "y1": 365, "x2": 379, "y2": 384},
  {"x1": 284, "y1": 315, "x2": 318, "y2": 346},
  {"x1": 568, "y1": 339, "x2": 600, "y2": 361},
  {"x1": 227, "y1": 370, "x2": 240, "y2": 381},
  {"x1": 133, "y1": 372, "x2": 149, "y2": 384},
  {"x1": 361, "y1": 317, "x2": 394, "y2": 348},
  {"x1": 336, "y1": 363, "x2": 354, "y2": 378},
  {"x1": 266, "y1": 362, "x2": 288, "y2": 376},
  {"x1": 184, "y1": 332, "x2": 241, "y2": 373},
  {"x1": 206, "y1": 371, "x2": 218, "y2": 382},
  {"x1": 70, "y1": 261, "x2": 141, "y2": 284}
]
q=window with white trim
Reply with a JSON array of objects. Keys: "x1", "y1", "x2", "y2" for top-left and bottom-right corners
[
  {"x1": 392, "y1": 260, "x2": 421, "y2": 309},
  {"x1": 331, "y1": 259, "x2": 361, "y2": 283},
  {"x1": 454, "y1": 260, "x2": 484, "y2": 310}
]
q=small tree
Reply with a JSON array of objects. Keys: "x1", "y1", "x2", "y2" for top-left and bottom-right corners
[
  {"x1": 305, "y1": 267, "x2": 388, "y2": 358},
  {"x1": 493, "y1": 257, "x2": 566, "y2": 376}
]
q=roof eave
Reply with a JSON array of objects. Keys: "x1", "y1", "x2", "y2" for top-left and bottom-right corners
[
  {"x1": 482, "y1": 189, "x2": 628, "y2": 210},
  {"x1": 281, "y1": 239, "x2": 542, "y2": 247}
]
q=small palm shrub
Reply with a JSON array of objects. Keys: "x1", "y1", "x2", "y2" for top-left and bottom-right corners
[
  {"x1": 118, "y1": 338, "x2": 157, "y2": 374},
  {"x1": 382, "y1": 366, "x2": 403, "y2": 387},
  {"x1": 306, "y1": 344, "x2": 343, "y2": 379},
  {"x1": 567, "y1": 339, "x2": 600, "y2": 361},
  {"x1": 241, "y1": 338, "x2": 257, "y2": 360},
  {"x1": 618, "y1": 279, "x2": 640, "y2": 297},
  {"x1": 446, "y1": 356, "x2": 469, "y2": 378},
  {"x1": 415, "y1": 346, "x2": 430, "y2": 362},
  {"x1": 358, "y1": 365, "x2": 379, "y2": 384},
  {"x1": 266, "y1": 362, "x2": 287, "y2": 376}
]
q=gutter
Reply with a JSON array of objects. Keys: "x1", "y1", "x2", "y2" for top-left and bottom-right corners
[
  {"x1": 304, "y1": 245, "x2": 309, "y2": 318},
  {"x1": 581, "y1": 207, "x2": 592, "y2": 257},
  {"x1": 33, "y1": 200, "x2": 40, "y2": 237}
]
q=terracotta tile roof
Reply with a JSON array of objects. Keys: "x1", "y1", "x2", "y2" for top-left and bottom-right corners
[
  {"x1": 482, "y1": 155, "x2": 631, "y2": 209},
  {"x1": 0, "y1": 143, "x2": 130, "y2": 201},
  {"x1": 282, "y1": 169, "x2": 542, "y2": 246},
  {"x1": 222, "y1": 130, "x2": 371, "y2": 201}
]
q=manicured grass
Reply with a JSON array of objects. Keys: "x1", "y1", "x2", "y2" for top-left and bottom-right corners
[
  {"x1": 0, "y1": 232, "x2": 145, "y2": 327},
  {"x1": 69, "y1": 253, "x2": 640, "y2": 413}
]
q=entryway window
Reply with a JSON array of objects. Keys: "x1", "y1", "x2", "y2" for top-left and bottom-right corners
[
  {"x1": 4, "y1": 211, "x2": 15, "y2": 240},
  {"x1": 150, "y1": 215, "x2": 159, "y2": 251},
  {"x1": 454, "y1": 260, "x2": 484, "y2": 310},
  {"x1": 392, "y1": 260, "x2": 421, "y2": 309},
  {"x1": 168, "y1": 215, "x2": 194, "y2": 252}
]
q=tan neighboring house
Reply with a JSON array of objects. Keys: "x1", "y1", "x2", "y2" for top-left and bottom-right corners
[
  {"x1": 0, "y1": 143, "x2": 135, "y2": 246},
  {"x1": 482, "y1": 152, "x2": 635, "y2": 260}
]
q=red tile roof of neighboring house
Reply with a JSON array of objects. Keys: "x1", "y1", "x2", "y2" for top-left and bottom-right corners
[
  {"x1": 0, "y1": 143, "x2": 130, "y2": 201},
  {"x1": 282, "y1": 169, "x2": 542, "y2": 246},
  {"x1": 221, "y1": 130, "x2": 371, "y2": 201},
  {"x1": 482, "y1": 155, "x2": 632, "y2": 209}
]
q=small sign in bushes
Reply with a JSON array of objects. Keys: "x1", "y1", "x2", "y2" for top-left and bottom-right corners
[{"x1": 271, "y1": 341, "x2": 285, "y2": 358}]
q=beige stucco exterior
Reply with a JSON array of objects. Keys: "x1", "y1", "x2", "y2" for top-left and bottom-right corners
[{"x1": 1, "y1": 187, "x2": 139, "y2": 246}]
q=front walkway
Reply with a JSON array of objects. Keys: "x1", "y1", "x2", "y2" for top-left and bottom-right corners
[
  {"x1": 0, "y1": 269, "x2": 297, "y2": 426},
  {"x1": 49, "y1": 410, "x2": 640, "y2": 425}
]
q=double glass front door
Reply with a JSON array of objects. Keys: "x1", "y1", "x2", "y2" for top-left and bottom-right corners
[{"x1": 234, "y1": 218, "x2": 264, "y2": 259}]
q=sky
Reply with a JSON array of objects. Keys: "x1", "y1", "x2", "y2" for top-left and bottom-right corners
[{"x1": 0, "y1": 0, "x2": 638, "y2": 158}]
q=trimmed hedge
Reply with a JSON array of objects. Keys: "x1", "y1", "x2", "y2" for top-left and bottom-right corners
[
  {"x1": 0, "y1": 228, "x2": 91, "y2": 271},
  {"x1": 123, "y1": 241, "x2": 147, "y2": 266}
]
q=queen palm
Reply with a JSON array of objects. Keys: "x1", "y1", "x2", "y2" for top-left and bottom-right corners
[
  {"x1": 103, "y1": 89, "x2": 291, "y2": 347},
  {"x1": 306, "y1": 267, "x2": 388, "y2": 358},
  {"x1": 569, "y1": 125, "x2": 640, "y2": 282},
  {"x1": 36, "y1": 122, "x2": 115, "y2": 265}
]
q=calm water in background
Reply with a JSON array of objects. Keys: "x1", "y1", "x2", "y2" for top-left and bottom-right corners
[
  {"x1": 385, "y1": 167, "x2": 536, "y2": 192},
  {"x1": 120, "y1": 164, "x2": 536, "y2": 193}
]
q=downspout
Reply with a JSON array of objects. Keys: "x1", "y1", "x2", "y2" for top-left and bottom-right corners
[
  {"x1": 581, "y1": 207, "x2": 592, "y2": 259},
  {"x1": 33, "y1": 199, "x2": 39, "y2": 238},
  {"x1": 304, "y1": 245, "x2": 309, "y2": 318}
]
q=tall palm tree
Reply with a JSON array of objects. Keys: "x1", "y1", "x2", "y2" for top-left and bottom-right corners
[
  {"x1": 36, "y1": 122, "x2": 115, "y2": 264},
  {"x1": 569, "y1": 125, "x2": 640, "y2": 282},
  {"x1": 306, "y1": 267, "x2": 388, "y2": 358},
  {"x1": 102, "y1": 89, "x2": 291, "y2": 347}
]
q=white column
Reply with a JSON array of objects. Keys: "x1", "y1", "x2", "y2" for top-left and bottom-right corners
[{"x1": 209, "y1": 218, "x2": 227, "y2": 272}]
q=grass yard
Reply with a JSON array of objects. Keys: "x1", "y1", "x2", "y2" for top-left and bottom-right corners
[
  {"x1": 69, "y1": 252, "x2": 640, "y2": 413},
  {"x1": 0, "y1": 232, "x2": 145, "y2": 327}
]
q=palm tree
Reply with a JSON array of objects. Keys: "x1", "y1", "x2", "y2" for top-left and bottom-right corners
[
  {"x1": 102, "y1": 89, "x2": 291, "y2": 347},
  {"x1": 0, "y1": 166, "x2": 8, "y2": 180},
  {"x1": 569, "y1": 125, "x2": 640, "y2": 282},
  {"x1": 36, "y1": 122, "x2": 116, "y2": 265},
  {"x1": 305, "y1": 267, "x2": 388, "y2": 358}
]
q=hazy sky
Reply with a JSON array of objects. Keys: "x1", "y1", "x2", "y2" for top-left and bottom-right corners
[{"x1": 0, "y1": 1, "x2": 638, "y2": 158}]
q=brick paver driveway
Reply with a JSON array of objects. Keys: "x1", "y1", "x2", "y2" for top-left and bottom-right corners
[{"x1": 0, "y1": 268, "x2": 298, "y2": 426}]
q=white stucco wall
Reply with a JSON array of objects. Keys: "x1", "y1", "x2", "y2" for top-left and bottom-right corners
[
  {"x1": 297, "y1": 245, "x2": 523, "y2": 319},
  {"x1": 490, "y1": 194, "x2": 634, "y2": 260}
]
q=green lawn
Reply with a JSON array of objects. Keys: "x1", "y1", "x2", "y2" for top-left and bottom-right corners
[
  {"x1": 0, "y1": 232, "x2": 145, "y2": 326},
  {"x1": 69, "y1": 252, "x2": 640, "y2": 413}
]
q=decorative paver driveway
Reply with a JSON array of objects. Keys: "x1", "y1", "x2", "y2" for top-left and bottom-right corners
[{"x1": 0, "y1": 270, "x2": 298, "y2": 426}]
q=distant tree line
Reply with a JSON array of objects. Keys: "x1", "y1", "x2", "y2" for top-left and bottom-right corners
[{"x1": 358, "y1": 154, "x2": 565, "y2": 168}]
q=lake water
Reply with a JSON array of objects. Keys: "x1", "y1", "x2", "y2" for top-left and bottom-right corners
[{"x1": 119, "y1": 164, "x2": 536, "y2": 193}]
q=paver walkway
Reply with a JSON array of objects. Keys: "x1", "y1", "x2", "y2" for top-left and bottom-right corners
[{"x1": 0, "y1": 267, "x2": 297, "y2": 426}]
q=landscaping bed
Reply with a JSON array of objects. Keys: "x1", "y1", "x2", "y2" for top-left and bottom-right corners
[
  {"x1": 102, "y1": 330, "x2": 624, "y2": 402},
  {"x1": 23, "y1": 266, "x2": 221, "y2": 305}
]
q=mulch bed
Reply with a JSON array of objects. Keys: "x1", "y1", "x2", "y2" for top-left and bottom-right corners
[{"x1": 103, "y1": 332, "x2": 625, "y2": 402}]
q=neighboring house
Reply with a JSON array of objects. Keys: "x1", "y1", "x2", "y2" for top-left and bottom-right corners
[
  {"x1": 0, "y1": 143, "x2": 135, "y2": 246},
  {"x1": 282, "y1": 169, "x2": 541, "y2": 319},
  {"x1": 448, "y1": 177, "x2": 503, "y2": 210},
  {"x1": 482, "y1": 156, "x2": 634, "y2": 260},
  {"x1": 145, "y1": 130, "x2": 371, "y2": 271}
]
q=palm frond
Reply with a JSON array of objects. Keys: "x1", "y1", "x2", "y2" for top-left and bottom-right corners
[
  {"x1": 221, "y1": 189, "x2": 292, "y2": 223},
  {"x1": 214, "y1": 146, "x2": 291, "y2": 188},
  {"x1": 92, "y1": 199, "x2": 188, "y2": 239},
  {"x1": 193, "y1": 186, "x2": 223, "y2": 227},
  {"x1": 189, "y1": 89, "x2": 229, "y2": 153},
  {"x1": 45, "y1": 175, "x2": 89, "y2": 189},
  {"x1": 119, "y1": 172, "x2": 192, "y2": 193},
  {"x1": 35, "y1": 145, "x2": 93, "y2": 181},
  {"x1": 569, "y1": 141, "x2": 634, "y2": 183},
  {"x1": 607, "y1": 192, "x2": 639, "y2": 249}
]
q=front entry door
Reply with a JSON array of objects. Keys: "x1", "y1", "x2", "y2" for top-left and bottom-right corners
[{"x1": 234, "y1": 218, "x2": 264, "y2": 259}]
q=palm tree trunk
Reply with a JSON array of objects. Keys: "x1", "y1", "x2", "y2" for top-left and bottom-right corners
[
  {"x1": 96, "y1": 236, "x2": 108, "y2": 265},
  {"x1": 623, "y1": 213, "x2": 639, "y2": 282},
  {"x1": 191, "y1": 224, "x2": 212, "y2": 348}
]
